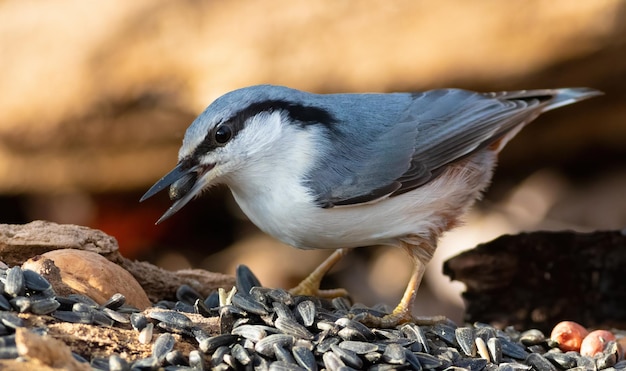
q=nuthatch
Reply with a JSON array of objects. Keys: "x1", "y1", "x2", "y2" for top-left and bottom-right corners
[{"x1": 141, "y1": 85, "x2": 601, "y2": 327}]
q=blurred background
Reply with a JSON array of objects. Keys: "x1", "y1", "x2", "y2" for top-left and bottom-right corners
[{"x1": 1, "y1": 0, "x2": 625, "y2": 323}]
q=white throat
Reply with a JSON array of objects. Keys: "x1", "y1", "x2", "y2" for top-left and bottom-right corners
[{"x1": 224, "y1": 114, "x2": 323, "y2": 246}]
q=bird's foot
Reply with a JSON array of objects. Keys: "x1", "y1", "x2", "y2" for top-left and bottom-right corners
[
  {"x1": 355, "y1": 304, "x2": 414, "y2": 328},
  {"x1": 289, "y1": 278, "x2": 349, "y2": 299},
  {"x1": 356, "y1": 307, "x2": 448, "y2": 328},
  {"x1": 289, "y1": 248, "x2": 350, "y2": 299},
  {"x1": 354, "y1": 313, "x2": 450, "y2": 328}
]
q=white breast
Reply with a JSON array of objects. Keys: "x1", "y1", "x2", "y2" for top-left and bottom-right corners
[{"x1": 229, "y1": 146, "x2": 498, "y2": 251}]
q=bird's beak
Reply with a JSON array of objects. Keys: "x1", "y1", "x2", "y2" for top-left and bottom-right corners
[{"x1": 140, "y1": 162, "x2": 215, "y2": 224}]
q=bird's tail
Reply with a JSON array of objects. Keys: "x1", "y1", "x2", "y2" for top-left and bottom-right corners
[
  {"x1": 485, "y1": 87, "x2": 602, "y2": 153},
  {"x1": 541, "y1": 87, "x2": 603, "y2": 112},
  {"x1": 494, "y1": 87, "x2": 603, "y2": 112}
]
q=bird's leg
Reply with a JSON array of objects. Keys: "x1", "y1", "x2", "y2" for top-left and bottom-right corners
[
  {"x1": 360, "y1": 237, "x2": 445, "y2": 328},
  {"x1": 289, "y1": 248, "x2": 350, "y2": 298}
]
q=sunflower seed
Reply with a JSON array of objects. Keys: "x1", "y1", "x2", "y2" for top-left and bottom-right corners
[
  {"x1": 272, "y1": 301, "x2": 296, "y2": 320},
  {"x1": 269, "y1": 361, "x2": 306, "y2": 371},
  {"x1": 500, "y1": 337, "x2": 529, "y2": 360},
  {"x1": 130, "y1": 313, "x2": 148, "y2": 331},
  {"x1": 102, "y1": 307, "x2": 130, "y2": 324},
  {"x1": 292, "y1": 345, "x2": 317, "y2": 371},
  {"x1": 236, "y1": 264, "x2": 262, "y2": 295},
  {"x1": 108, "y1": 354, "x2": 129, "y2": 371},
  {"x1": 131, "y1": 356, "x2": 158, "y2": 369},
  {"x1": 415, "y1": 351, "x2": 443, "y2": 369},
  {"x1": 210, "y1": 346, "x2": 230, "y2": 366},
  {"x1": 564, "y1": 367, "x2": 587, "y2": 371},
  {"x1": 338, "y1": 340, "x2": 378, "y2": 354},
  {"x1": 92, "y1": 310, "x2": 115, "y2": 327},
  {"x1": 231, "y1": 343, "x2": 252, "y2": 366},
  {"x1": 488, "y1": 337, "x2": 503, "y2": 364},
  {"x1": 188, "y1": 350, "x2": 204, "y2": 370},
  {"x1": 330, "y1": 343, "x2": 363, "y2": 369},
  {"x1": 4, "y1": 267, "x2": 24, "y2": 297},
  {"x1": 204, "y1": 291, "x2": 220, "y2": 309},
  {"x1": 295, "y1": 300, "x2": 316, "y2": 327},
  {"x1": 382, "y1": 343, "x2": 406, "y2": 365},
  {"x1": 456, "y1": 327, "x2": 476, "y2": 356},
  {"x1": 91, "y1": 357, "x2": 109, "y2": 370},
  {"x1": 430, "y1": 322, "x2": 458, "y2": 345},
  {"x1": 331, "y1": 297, "x2": 351, "y2": 312},
  {"x1": 9, "y1": 297, "x2": 30, "y2": 313},
  {"x1": 232, "y1": 292, "x2": 270, "y2": 315},
  {"x1": 199, "y1": 334, "x2": 238, "y2": 354},
  {"x1": 322, "y1": 350, "x2": 345, "y2": 370},
  {"x1": 101, "y1": 293, "x2": 126, "y2": 310},
  {"x1": 138, "y1": 323, "x2": 154, "y2": 344},
  {"x1": 230, "y1": 324, "x2": 265, "y2": 342},
  {"x1": 165, "y1": 350, "x2": 187, "y2": 366},
  {"x1": 0, "y1": 296, "x2": 10, "y2": 311},
  {"x1": 337, "y1": 326, "x2": 367, "y2": 341},
  {"x1": 22, "y1": 269, "x2": 52, "y2": 292},
  {"x1": 194, "y1": 298, "x2": 212, "y2": 316},
  {"x1": 30, "y1": 297, "x2": 60, "y2": 315},
  {"x1": 275, "y1": 317, "x2": 314, "y2": 340},
  {"x1": 403, "y1": 348, "x2": 422, "y2": 370},
  {"x1": 72, "y1": 302, "x2": 91, "y2": 313},
  {"x1": 0, "y1": 346, "x2": 18, "y2": 360},
  {"x1": 274, "y1": 343, "x2": 296, "y2": 363},
  {"x1": 526, "y1": 352, "x2": 557, "y2": 371},
  {"x1": 596, "y1": 351, "x2": 617, "y2": 370},
  {"x1": 316, "y1": 335, "x2": 341, "y2": 353},
  {"x1": 266, "y1": 288, "x2": 294, "y2": 306},
  {"x1": 152, "y1": 333, "x2": 176, "y2": 361},
  {"x1": 476, "y1": 336, "x2": 490, "y2": 361},
  {"x1": 476, "y1": 326, "x2": 497, "y2": 343},
  {"x1": 175, "y1": 284, "x2": 203, "y2": 306},
  {"x1": 67, "y1": 294, "x2": 99, "y2": 308},
  {"x1": 147, "y1": 309, "x2": 193, "y2": 329},
  {"x1": 520, "y1": 330, "x2": 546, "y2": 346},
  {"x1": 255, "y1": 334, "x2": 295, "y2": 357},
  {"x1": 173, "y1": 301, "x2": 194, "y2": 315},
  {"x1": 455, "y1": 357, "x2": 488, "y2": 371},
  {"x1": 543, "y1": 351, "x2": 576, "y2": 369},
  {"x1": 52, "y1": 310, "x2": 93, "y2": 324},
  {"x1": 577, "y1": 355, "x2": 598, "y2": 371}
]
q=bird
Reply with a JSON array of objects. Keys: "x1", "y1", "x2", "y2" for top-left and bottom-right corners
[{"x1": 140, "y1": 84, "x2": 601, "y2": 327}]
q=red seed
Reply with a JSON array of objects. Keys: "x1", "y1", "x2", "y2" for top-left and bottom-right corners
[
  {"x1": 550, "y1": 321, "x2": 589, "y2": 352},
  {"x1": 580, "y1": 330, "x2": 616, "y2": 356}
]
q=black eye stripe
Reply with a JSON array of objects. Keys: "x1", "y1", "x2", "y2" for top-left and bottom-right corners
[
  {"x1": 238, "y1": 100, "x2": 336, "y2": 129},
  {"x1": 190, "y1": 99, "x2": 336, "y2": 160}
]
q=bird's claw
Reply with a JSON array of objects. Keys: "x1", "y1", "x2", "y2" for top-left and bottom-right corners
[
  {"x1": 289, "y1": 280, "x2": 349, "y2": 299},
  {"x1": 355, "y1": 309, "x2": 449, "y2": 328}
]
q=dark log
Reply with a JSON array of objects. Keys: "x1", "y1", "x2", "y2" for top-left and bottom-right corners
[{"x1": 444, "y1": 230, "x2": 626, "y2": 332}]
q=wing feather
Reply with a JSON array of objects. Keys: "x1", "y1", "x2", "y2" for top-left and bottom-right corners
[{"x1": 307, "y1": 88, "x2": 594, "y2": 207}]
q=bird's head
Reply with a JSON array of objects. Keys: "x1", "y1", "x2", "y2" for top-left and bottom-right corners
[{"x1": 140, "y1": 85, "x2": 336, "y2": 223}]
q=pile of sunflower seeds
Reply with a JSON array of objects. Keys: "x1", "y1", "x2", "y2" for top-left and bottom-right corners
[{"x1": 1, "y1": 262, "x2": 624, "y2": 371}]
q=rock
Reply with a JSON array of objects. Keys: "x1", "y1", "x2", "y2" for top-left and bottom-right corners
[
  {"x1": 23, "y1": 249, "x2": 151, "y2": 310},
  {"x1": 15, "y1": 328, "x2": 91, "y2": 371},
  {"x1": 1, "y1": 221, "x2": 235, "y2": 304},
  {"x1": 0, "y1": 220, "x2": 118, "y2": 266}
]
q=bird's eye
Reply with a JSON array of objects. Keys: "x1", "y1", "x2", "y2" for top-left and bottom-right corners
[{"x1": 214, "y1": 124, "x2": 233, "y2": 144}]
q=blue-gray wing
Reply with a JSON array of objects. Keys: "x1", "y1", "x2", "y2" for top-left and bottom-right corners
[{"x1": 308, "y1": 88, "x2": 580, "y2": 208}]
